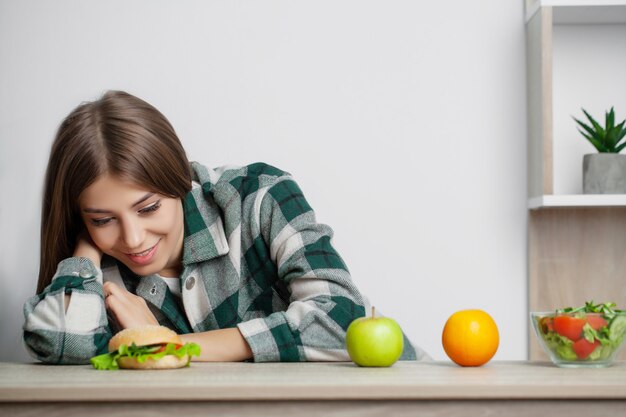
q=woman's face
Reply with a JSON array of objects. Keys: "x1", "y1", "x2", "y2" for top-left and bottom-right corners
[{"x1": 79, "y1": 174, "x2": 185, "y2": 278}]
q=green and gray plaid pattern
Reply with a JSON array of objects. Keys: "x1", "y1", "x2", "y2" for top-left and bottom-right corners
[{"x1": 23, "y1": 162, "x2": 421, "y2": 363}]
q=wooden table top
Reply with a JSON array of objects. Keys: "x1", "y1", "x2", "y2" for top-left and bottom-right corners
[{"x1": 1, "y1": 361, "x2": 625, "y2": 402}]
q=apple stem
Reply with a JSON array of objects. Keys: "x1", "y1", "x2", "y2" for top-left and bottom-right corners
[{"x1": 372, "y1": 306, "x2": 376, "y2": 319}]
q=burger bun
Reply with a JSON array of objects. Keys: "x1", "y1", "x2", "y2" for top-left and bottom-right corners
[
  {"x1": 117, "y1": 354, "x2": 189, "y2": 370},
  {"x1": 108, "y1": 325, "x2": 188, "y2": 370},
  {"x1": 109, "y1": 325, "x2": 182, "y2": 352}
]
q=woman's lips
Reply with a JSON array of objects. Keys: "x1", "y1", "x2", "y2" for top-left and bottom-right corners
[{"x1": 125, "y1": 241, "x2": 159, "y2": 265}]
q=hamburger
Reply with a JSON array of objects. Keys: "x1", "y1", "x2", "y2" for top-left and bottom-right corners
[{"x1": 90, "y1": 325, "x2": 201, "y2": 370}]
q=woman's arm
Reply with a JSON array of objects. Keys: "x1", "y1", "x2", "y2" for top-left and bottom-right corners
[
  {"x1": 180, "y1": 328, "x2": 253, "y2": 362},
  {"x1": 23, "y1": 256, "x2": 111, "y2": 364},
  {"x1": 95, "y1": 282, "x2": 252, "y2": 361},
  {"x1": 64, "y1": 234, "x2": 102, "y2": 312},
  {"x1": 234, "y1": 175, "x2": 368, "y2": 362}
]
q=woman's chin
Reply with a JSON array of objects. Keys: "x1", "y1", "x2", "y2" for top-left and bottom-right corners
[
  {"x1": 112, "y1": 257, "x2": 162, "y2": 277},
  {"x1": 128, "y1": 264, "x2": 161, "y2": 277}
]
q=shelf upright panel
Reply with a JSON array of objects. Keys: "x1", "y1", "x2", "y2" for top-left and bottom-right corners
[{"x1": 526, "y1": 6, "x2": 554, "y2": 198}]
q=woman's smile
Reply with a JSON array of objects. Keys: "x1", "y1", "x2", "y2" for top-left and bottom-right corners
[{"x1": 125, "y1": 240, "x2": 160, "y2": 265}]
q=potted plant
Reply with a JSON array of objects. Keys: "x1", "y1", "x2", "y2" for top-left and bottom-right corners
[{"x1": 573, "y1": 107, "x2": 626, "y2": 194}]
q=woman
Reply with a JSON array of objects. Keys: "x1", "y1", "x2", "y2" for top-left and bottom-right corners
[{"x1": 23, "y1": 90, "x2": 426, "y2": 363}]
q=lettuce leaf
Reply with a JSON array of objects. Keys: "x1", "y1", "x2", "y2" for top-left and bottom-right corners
[
  {"x1": 90, "y1": 342, "x2": 201, "y2": 370},
  {"x1": 91, "y1": 350, "x2": 120, "y2": 370},
  {"x1": 542, "y1": 330, "x2": 578, "y2": 360}
]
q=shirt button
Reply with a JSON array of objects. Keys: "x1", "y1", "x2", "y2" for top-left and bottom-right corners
[
  {"x1": 150, "y1": 285, "x2": 157, "y2": 295},
  {"x1": 79, "y1": 269, "x2": 92, "y2": 278},
  {"x1": 185, "y1": 276, "x2": 196, "y2": 291}
]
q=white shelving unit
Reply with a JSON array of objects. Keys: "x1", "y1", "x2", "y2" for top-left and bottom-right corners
[
  {"x1": 525, "y1": 0, "x2": 626, "y2": 361},
  {"x1": 529, "y1": 194, "x2": 626, "y2": 209},
  {"x1": 526, "y1": 0, "x2": 626, "y2": 208},
  {"x1": 526, "y1": 0, "x2": 626, "y2": 24}
]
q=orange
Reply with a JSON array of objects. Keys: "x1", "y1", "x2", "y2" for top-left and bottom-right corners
[{"x1": 442, "y1": 309, "x2": 499, "y2": 367}]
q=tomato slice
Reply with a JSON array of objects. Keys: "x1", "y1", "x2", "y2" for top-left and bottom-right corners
[
  {"x1": 553, "y1": 316, "x2": 586, "y2": 341},
  {"x1": 586, "y1": 315, "x2": 608, "y2": 330},
  {"x1": 155, "y1": 344, "x2": 182, "y2": 353},
  {"x1": 572, "y1": 338, "x2": 600, "y2": 359}
]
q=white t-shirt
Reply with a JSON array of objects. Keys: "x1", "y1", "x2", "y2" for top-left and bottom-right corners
[{"x1": 159, "y1": 275, "x2": 181, "y2": 298}]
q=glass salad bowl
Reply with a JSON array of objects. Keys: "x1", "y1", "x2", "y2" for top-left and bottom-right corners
[{"x1": 531, "y1": 302, "x2": 626, "y2": 368}]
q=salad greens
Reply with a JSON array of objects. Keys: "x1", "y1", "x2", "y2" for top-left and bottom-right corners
[
  {"x1": 90, "y1": 342, "x2": 201, "y2": 370},
  {"x1": 537, "y1": 301, "x2": 626, "y2": 362},
  {"x1": 556, "y1": 301, "x2": 623, "y2": 320}
]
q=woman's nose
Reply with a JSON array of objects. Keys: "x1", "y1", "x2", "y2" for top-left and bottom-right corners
[{"x1": 120, "y1": 218, "x2": 145, "y2": 250}]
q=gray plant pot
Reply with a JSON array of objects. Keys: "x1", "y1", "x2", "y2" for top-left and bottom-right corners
[{"x1": 583, "y1": 153, "x2": 626, "y2": 194}]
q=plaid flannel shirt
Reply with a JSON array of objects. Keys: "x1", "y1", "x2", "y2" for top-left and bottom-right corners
[{"x1": 23, "y1": 162, "x2": 424, "y2": 363}]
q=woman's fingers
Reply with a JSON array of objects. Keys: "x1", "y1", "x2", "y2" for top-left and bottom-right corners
[
  {"x1": 102, "y1": 281, "x2": 125, "y2": 298},
  {"x1": 103, "y1": 281, "x2": 159, "y2": 328}
]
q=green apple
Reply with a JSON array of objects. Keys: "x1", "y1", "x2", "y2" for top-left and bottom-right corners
[{"x1": 345, "y1": 306, "x2": 404, "y2": 367}]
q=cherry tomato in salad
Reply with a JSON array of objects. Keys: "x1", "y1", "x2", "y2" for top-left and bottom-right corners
[
  {"x1": 586, "y1": 315, "x2": 608, "y2": 331},
  {"x1": 572, "y1": 338, "x2": 600, "y2": 359},
  {"x1": 553, "y1": 316, "x2": 586, "y2": 341}
]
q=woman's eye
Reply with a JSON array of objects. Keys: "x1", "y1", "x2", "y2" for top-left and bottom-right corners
[
  {"x1": 139, "y1": 200, "x2": 161, "y2": 214},
  {"x1": 90, "y1": 217, "x2": 112, "y2": 227}
]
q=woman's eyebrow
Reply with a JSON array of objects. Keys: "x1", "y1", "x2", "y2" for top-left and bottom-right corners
[{"x1": 83, "y1": 193, "x2": 155, "y2": 213}]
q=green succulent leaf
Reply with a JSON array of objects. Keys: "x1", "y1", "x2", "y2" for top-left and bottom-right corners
[
  {"x1": 616, "y1": 120, "x2": 626, "y2": 142},
  {"x1": 615, "y1": 141, "x2": 626, "y2": 153},
  {"x1": 574, "y1": 117, "x2": 600, "y2": 139},
  {"x1": 575, "y1": 108, "x2": 626, "y2": 154},
  {"x1": 583, "y1": 109, "x2": 605, "y2": 137},
  {"x1": 579, "y1": 131, "x2": 609, "y2": 152},
  {"x1": 606, "y1": 107, "x2": 615, "y2": 132},
  {"x1": 606, "y1": 128, "x2": 618, "y2": 150}
]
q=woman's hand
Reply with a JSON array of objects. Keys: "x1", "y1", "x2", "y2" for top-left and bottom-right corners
[
  {"x1": 103, "y1": 282, "x2": 159, "y2": 329},
  {"x1": 73, "y1": 231, "x2": 103, "y2": 268}
]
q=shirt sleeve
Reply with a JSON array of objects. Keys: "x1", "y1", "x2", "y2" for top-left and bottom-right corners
[
  {"x1": 236, "y1": 176, "x2": 368, "y2": 362},
  {"x1": 22, "y1": 257, "x2": 111, "y2": 364}
]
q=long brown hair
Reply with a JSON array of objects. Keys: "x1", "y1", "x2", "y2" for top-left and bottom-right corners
[{"x1": 37, "y1": 90, "x2": 192, "y2": 294}]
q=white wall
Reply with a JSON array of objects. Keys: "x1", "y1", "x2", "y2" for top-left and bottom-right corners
[{"x1": 0, "y1": 0, "x2": 528, "y2": 362}]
